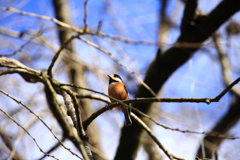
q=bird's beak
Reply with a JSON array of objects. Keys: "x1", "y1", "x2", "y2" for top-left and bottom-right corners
[{"x1": 107, "y1": 74, "x2": 111, "y2": 79}]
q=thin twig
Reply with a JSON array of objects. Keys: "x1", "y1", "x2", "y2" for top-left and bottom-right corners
[
  {"x1": 106, "y1": 38, "x2": 158, "y2": 96},
  {"x1": 78, "y1": 36, "x2": 158, "y2": 96},
  {"x1": 131, "y1": 113, "x2": 184, "y2": 160},
  {"x1": 214, "y1": 76, "x2": 240, "y2": 101},
  {"x1": 81, "y1": 97, "x2": 240, "y2": 139},
  {"x1": 0, "y1": 7, "x2": 231, "y2": 49},
  {"x1": 131, "y1": 107, "x2": 240, "y2": 140},
  {"x1": 83, "y1": 0, "x2": 89, "y2": 31},
  {"x1": 64, "y1": 76, "x2": 240, "y2": 105},
  {"x1": 212, "y1": 33, "x2": 240, "y2": 96},
  {"x1": 1, "y1": 57, "x2": 239, "y2": 139},
  {"x1": 78, "y1": 35, "x2": 133, "y2": 73},
  {"x1": 60, "y1": 83, "x2": 114, "y2": 101},
  {"x1": 77, "y1": 93, "x2": 240, "y2": 139},
  {"x1": 0, "y1": 108, "x2": 59, "y2": 160},
  {"x1": 38, "y1": 137, "x2": 66, "y2": 160},
  {"x1": 0, "y1": 89, "x2": 83, "y2": 160},
  {"x1": 8, "y1": 116, "x2": 39, "y2": 160},
  {"x1": 47, "y1": 35, "x2": 77, "y2": 77},
  {"x1": 0, "y1": 7, "x2": 83, "y2": 33},
  {"x1": 0, "y1": 33, "x2": 39, "y2": 57}
]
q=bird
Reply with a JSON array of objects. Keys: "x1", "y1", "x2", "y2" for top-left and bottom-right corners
[{"x1": 107, "y1": 74, "x2": 132, "y2": 126}]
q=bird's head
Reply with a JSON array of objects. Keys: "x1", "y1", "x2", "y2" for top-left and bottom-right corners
[{"x1": 107, "y1": 74, "x2": 123, "y2": 84}]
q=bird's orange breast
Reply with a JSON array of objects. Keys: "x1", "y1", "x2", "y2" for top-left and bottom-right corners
[{"x1": 108, "y1": 82, "x2": 129, "y2": 103}]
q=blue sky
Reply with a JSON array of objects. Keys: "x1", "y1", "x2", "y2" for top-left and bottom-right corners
[{"x1": 0, "y1": 0, "x2": 240, "y2": 160}]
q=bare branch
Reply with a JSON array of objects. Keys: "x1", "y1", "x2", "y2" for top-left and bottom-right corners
[
  {"x1": 131, "y1": 113, "x2": 184, "y2": 160},
  {"x1": 78, "y1": 36, "x2": 158, "y2": 96},
  {"x1": 212, "y1": 33, "x2": 240, "y2": 96},
  {"x1": 78, "y1": 36, "x2": 133, "y2": 73},
  {"x1": 47, "y1": 35, "x2": 77, "y2": 77},
  {"x1": 59, "y1": 86, "x2": 86, "y2": 138},
  {"x1": 83, "y1": 0, "x2": 89, "y2": 31},
  {"x1": 136, "y1": 110, "x2": 240, "y2": 140},
  {"x1": 57, "y1": 84, "x2": 93, "y2": 160},
  {"x1": 0, "y1": 57, "x2": 39, "y2": 73},
  {"x1": 66, "y1": 76, "x2": 240, "y2": 105},
  {"x1": 0, "y1": 108, "x2": 59, "y2": 160},
  {"x1": 38, "y1": 137, "x2": 66, "y2": 160},
  {"x1": 0, "y1": 7, "x2": 233, "y2": 50},
  {"x1": 214, "y1": 77, "x2": 240, "y2": 101},
  {"x1": 1, "y1": 57, "x2": 240, "y2": 158},
  {"x1": 0, "y1": 131, "x2": 24, "y2": 160},
  {"x1": 76, "y1": 94, "x2": 110, "y2": 103},
  {"x1": 0, "y1": 7, "x2": 83, "y2": 33},
  {"x1": 0, "y1": 89, "x2": 84, "y2": 160},
  {"x1": 0, "y1": 33, "x2": 40, "y2": 57},
  {"x1": 8, "y1": 116, "x2": 39, "y2": 160}
]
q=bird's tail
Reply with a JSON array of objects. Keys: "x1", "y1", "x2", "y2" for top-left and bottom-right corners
[{"x1": 123, "y1": 105, "x2": 132, "y2": 126}]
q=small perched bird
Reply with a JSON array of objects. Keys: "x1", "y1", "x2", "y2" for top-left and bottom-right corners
[{"x1": 107, "y1": 74, "x2": 132, "y2": 126}]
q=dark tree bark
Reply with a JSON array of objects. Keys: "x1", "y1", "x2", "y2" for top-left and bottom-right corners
[
  {"x1": 52, "y1": 0, "x2": 106, "y2": 159},
  {"x1": 114, "y1": 0, "x2": 240, "y2": 159}
]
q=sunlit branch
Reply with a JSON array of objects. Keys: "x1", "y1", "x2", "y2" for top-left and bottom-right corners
[
  {"x1": 0, "y1": 68, "x2": 42, "y2": 83},
  {"x1": 60, "y1": 88, "x2": 93, "y2": 160},
  {"x1": 60, "y1": 87, "x2": 88, "y2": 138},
  {"x1": 45, "y1": 74, "x2": 87, "y2": 140},
  {"x1": 0, "y1": 55, "x2": 238, "y2": 103},
  {"x1": 0, "y1": 7, "x2": 155, "y2": 46},
  {"x1": 76, "y1": 93, "x2": 110, "y2": 103},
  {"x1": 0, "y1": 7, "x2": 83, "y2": 33},
  {"x1": 42, "y1": 74, "x2": 87, "y2": 159},
  {"x1": 58, "y1": 83, "x2": 93, "y2": 160},
  {"x1": 212, "y1": 33, "x2": 240, "y2": 96}
]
